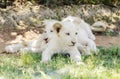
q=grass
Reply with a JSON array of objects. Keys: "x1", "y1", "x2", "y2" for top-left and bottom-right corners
[
  {"x1": 103, "y1": 29, "x2": 118, "y2": 36},
  {"x1": 0, "y1": 46, "x2": 120, "y2": 79},
  {"x1": 37, "y1": 0, "x2": 120, "y2": 6}
]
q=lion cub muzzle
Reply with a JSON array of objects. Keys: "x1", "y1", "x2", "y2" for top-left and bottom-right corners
[{"x1": 44, "y1": 38, "x2": 49, "y2": 43}]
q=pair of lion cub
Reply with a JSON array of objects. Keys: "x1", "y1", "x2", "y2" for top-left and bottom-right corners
[{"x1": 5, "y1": 16, "x2": 98, "y2": 63}]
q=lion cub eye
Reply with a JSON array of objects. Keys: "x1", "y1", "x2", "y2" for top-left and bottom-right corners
[
  {"x1": 50, "y1": 30, "x2": 53, "y2": 32},
  {"x1": 66, "y1": 33, "x2": 70, "y2": 36},
  {"x1": 75, "y1": 32, "x2": 78, "y2": 35}
]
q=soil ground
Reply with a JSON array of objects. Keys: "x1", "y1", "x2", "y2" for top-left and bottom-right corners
[
  {"x1": 95, "y1": 35, "x2": 120, "y2": 47},
  {"x1": 0, "y1": 29, "x2": 120, "y2": 53}
]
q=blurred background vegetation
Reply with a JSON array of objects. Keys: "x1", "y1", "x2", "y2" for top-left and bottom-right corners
[{"x1": 0, "y1": 0, "x2": 120, "y2": 8}]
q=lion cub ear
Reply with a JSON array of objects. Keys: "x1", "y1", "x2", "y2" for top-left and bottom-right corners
[{"x1": 53, "y1": 23, "x2": 62, "y2": 33}]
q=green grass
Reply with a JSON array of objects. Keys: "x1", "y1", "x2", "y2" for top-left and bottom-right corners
[
  {"x1": 0, "y1": 46, "x2": 120, "y2": 79},
  {"x1": 36, "y1": 0, "x2": 120, "y2": 6},
  {"x1": 103, "y1": 30, "x2": 118, "y2": 36}
]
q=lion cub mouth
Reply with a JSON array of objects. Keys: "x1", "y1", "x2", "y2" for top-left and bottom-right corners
[
  {"x1": 68, "y1": 44, "x2": 76, "y2": 47},
  {"x1": 69, "y1": 41, "x2": 76, "y2": 46}
]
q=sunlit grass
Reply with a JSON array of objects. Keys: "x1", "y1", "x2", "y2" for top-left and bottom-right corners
[{"x1": 0, "y1": 46, "x2": 120, "y2": 79}]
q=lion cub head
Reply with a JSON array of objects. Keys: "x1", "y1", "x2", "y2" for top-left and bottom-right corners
[
  {"x1": 43, "y1": 20, "x2": 78, "y2": 48},
  {"x1": 52, "y1": 21, "x2": 78, "y2": 47}
]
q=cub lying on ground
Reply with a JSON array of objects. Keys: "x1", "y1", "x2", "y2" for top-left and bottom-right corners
[
  {"x1": 5, "y1": 20, "x2": 82, "y2": 63},
  {"x1": 5, "y1": 16, "x2": 99, "y2": 63},
  {"x1": 41, "y1": 20, "x2": 82, "y2": 63},
  {"x1": 62, "y1": 16, "x2": 98, "y2": 55}
]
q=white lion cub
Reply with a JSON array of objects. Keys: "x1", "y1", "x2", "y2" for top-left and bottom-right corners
[
  {"x1": 62, "y1": 16, "x2": 95, "y2": 40},
  {"x1": 21, "y1": 20, "x2": 58, "y2": 53},
  {"x1": 62, "y1": 16, "x2": 97, "y2": 55},
  {"x1": 41, "y1": 21, "x2": 81, "y2": 63},
  {"x1": 23, "y1": 20, "x2": 60, "y2": 52}
]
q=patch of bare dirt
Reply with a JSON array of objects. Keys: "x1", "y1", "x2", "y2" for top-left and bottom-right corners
[
  {"x1": 0, "y1": 29, "x2": 120, "y2": 53},
  {"x1": 95, "y1": 35, "x2": 120, "y2": 47}
]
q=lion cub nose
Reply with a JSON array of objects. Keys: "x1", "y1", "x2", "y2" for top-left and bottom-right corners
[
  {"x1": 44, "y1": 38, "x2": 48, "y2": 43},
  {"x1": 71, "y1": 41, "x2": 76, "y2": 46}
]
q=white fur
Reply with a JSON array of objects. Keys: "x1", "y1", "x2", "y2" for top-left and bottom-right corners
[
  {"x1": 5, "y1": 17, "x2": 98, "y2": 63},
  {"x1": 62, "y1": 16, "x2": 95, "y2": 40},
  {"x1": 21, "y1": 33, "x2": 48, "y2": 53},
  {"x1": 22, "y1": 20, "x2": 60, "y2": 52},
  {"x1": 41, "y1": 21, "x2": 81, "y2": 63},
  {"x1": 5, "y1": 20, "x2": 55, "y2": 53},
  {"x1": 62, "y1": 16, "x2": 97, "y2": 55},
  {"x1": 5, "y1": 33, "x2": 48, "y2": 53},
  {"x1": 5, "y1": 43, "x2": 25, "y2": 53},
  {"x1": 77, "y1": 28, "x2": 97, "y2": 55}
]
